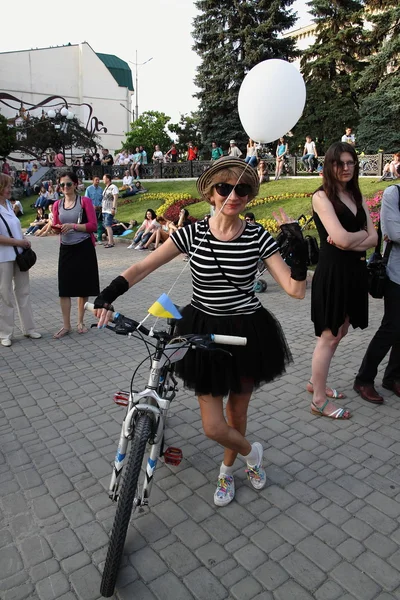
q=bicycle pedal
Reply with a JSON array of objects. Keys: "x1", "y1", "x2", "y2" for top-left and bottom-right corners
[
  {"x1": 164, "y1": 447, "x2": 183, "y2": 466},
  {"x1": 113, "y1": 391, "x2": 129, "y2": 407}
]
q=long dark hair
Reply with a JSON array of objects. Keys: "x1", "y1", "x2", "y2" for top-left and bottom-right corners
[
  {"x1": 319, "y1": 142, "x2": 362, "y2": 212},
  {"x1": 145, "y1": 208, "x2": 157, "y2": 220}
]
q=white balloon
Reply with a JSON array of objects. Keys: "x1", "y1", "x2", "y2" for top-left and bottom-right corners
[
  {"x1": 238, "y1": 59, "x2": 306, "y2": 144},
  {"x1": 47, "y1": 109, "x2": 56, "y2": 119},
  {"x1": 66, "y1": 111, "x2": 74, "y2": 120},
  {"x1": 60, "y1": 107, "x2": 69, "y2": 117}
]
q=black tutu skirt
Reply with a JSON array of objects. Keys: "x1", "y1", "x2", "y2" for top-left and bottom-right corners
[
  {"x1": 58, "y1": 237, "x2": 100, "y2": 298},
  {"x1": 175, "y1": 304, "x2": 292, "y2": 397}
]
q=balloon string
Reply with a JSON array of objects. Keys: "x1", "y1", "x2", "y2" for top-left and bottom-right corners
[{"x1": 150, "y1": 161, "x2": 254, "y2": 330}]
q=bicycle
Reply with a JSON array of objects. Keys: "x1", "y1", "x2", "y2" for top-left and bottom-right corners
[{"x1": 84, "y1": 302, "x2": 246, "y2": 597}]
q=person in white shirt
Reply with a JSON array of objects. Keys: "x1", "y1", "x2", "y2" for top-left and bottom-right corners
[
  {"x1": 102, "y1": 174, "x2": 119, "y2": 248},
  {"x1": 11, "y1": 199, "x2": 23, "y2": 218},
  {"x1": 152, "y1": 145, "x2": 164, "y2": 163},
  {"x1": 301, "y1": 136, "x2": 318, "y2": 173},
  {"x1": 121, "y1": 171, "x2": 133, "y2": 190},
  {"x1": 0, "y1": 174, "x2": 41, "y2": 346},
  {"x1": 228, "y1": 140, "x2": 243, "y2": 158},
  {"x1": 341, "y1": 127, "x2": 356, "y2": 146}
]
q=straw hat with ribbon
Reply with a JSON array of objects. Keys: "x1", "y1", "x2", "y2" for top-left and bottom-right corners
[{"x1": 196, "y1": 157, "x2": 260, "y2": 202}]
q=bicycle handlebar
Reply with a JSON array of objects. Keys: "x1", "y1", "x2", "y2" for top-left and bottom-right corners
[
  {"x1": 85, "y1": 302, "x2": 150, "y2": 335},
  {"x1": 85, "y1": 302, "x2": 247, "y2": 346}
]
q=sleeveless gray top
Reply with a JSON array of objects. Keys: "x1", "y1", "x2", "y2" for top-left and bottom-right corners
[{"x1": 58, "y1": 196, "x2": 90, "y2": 245}]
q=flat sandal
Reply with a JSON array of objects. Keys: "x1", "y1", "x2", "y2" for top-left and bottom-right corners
[{"x1": 311, "y1": 400, "x2": 351, "y2": 419}]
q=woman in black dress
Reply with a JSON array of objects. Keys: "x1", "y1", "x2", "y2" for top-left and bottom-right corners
[
  {"x1": 93, "y1": 157, "x2": 308, "y2": 507},
  {"x1": 308, "y1": 142, "x2": 377, "y2": 418}
]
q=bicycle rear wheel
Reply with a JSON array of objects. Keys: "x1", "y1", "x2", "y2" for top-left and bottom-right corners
[{"x1": 100, "y1": 414, "x2": 152, "y2": 597}]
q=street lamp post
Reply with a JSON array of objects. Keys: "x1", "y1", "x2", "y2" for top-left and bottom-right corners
[{"x1": 128, "y1": 53, "x2": 153, "y2": 121}]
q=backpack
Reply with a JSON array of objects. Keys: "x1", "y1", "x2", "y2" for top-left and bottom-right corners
[{"x1": 305, "y1": 235, "x2": 319, "y2": 266}]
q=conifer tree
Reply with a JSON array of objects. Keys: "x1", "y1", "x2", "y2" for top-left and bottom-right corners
[
  {"x1": 356, "y1": 1, "x2": 400, "y2": 151},
  {"x1": 358, "y1": 0, "x2": 400, "y2": 92},
  {"x1": 192, "y1": 0, "x2": 297, "y2": 154},
  {"x1": 293, "y1": 0, "x2": 366, "y2": 152}
]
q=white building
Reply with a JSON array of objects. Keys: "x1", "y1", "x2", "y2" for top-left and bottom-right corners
[
  {"x1": 282, "y1": 23, "x2": 317, "y2": 69},
  {"x1": 0, "y1": 42, "x2": 134, "y2": 153}
]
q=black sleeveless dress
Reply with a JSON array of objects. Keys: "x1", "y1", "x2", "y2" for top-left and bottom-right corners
[{"x1": 311, "y1": 201, "x2": 369, "y2": 337}]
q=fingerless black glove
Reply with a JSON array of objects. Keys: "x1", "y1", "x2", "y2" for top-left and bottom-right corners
[
  {"x1": 279, "y1": 223, "x2": 308, "y2": 281},
  {"x1": 94, "y1": 276, "x2": 129, "y2": 309}
]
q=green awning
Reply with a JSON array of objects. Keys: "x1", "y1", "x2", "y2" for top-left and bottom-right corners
[{"x1": 96, "y1": 53, "x2": 134, "y2": 91}]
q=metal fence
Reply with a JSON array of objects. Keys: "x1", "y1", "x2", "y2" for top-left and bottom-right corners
[
  {"x1": 103, "y1": 153, "x2": 390, "y2": 179},
  {"x1": 13, "y1": 154, "x2": 394, "y2": 189}
]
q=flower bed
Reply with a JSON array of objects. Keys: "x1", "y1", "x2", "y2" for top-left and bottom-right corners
[
  {"x1": 247, "y1": 192, "x2": 312, "y2": 209},
  {"x1": 366, "y1": 191, "x2": 383, "y2": 227}
]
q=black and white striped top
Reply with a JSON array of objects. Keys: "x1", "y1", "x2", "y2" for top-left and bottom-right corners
[{"x1": 171, "y1": 220, "x2": 279, "y2": 316}]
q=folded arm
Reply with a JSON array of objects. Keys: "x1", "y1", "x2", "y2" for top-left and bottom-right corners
[{"x1": 313, "y1": 191, "x2": 374, "y2": 250}]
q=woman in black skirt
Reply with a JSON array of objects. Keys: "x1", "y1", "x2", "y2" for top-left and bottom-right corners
[
  {"x1": 94, "y1": 157, "x2": 307, "y2": 507},
  {"x1": 52, "y1": 171, "x2": 99, "y2": 338}
]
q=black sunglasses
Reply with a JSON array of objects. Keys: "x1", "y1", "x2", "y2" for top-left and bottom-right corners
[
  {"x1": 60, "y1": 182, "x2": 74, "y2": 188},
  {"x1": 214, "y1": 182, "x2": 252, "y2": 198}
]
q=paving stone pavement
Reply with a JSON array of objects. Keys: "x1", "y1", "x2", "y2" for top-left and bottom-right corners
[{"x1": 1, "y1": 236, "x2": 400, "y2": 600}]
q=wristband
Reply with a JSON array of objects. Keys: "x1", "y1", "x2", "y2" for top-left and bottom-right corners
[
  {"x1": 94, "y1": 275, "x2": 129, "y2": 308},
  {"x1": 73, "y1": 224, "x2": 77, "y2": 231}
]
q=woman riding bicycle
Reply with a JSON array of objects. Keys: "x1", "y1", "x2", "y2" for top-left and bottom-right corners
[{"x1": 94, "y1": 157, "x2": 307, "y2": 507}]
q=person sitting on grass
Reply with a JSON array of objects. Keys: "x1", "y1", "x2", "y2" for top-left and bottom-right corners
[
  {"x1": 120, "y1": 181, "x2": 148, "y2": 198},
  {"x1": 35, "y1": 205, "x2": 55, "y2": 236},
  {"x1": 120, "y1": 170, "x2": 133, "y2": 191},
  {"x1": 46, "y1": 183, "x2": 59, "y2": 206},
  {"x1": 35, "y1": 185, "x2": 50, "y2": 209},
  {"x1": 112, "y1": 219, "x2": 138, "y2": 237},
  {"x1": 142, "y1": 215, "x2": 177, "y2": 250},
  {"x1": 10, "y1": 198, "x2": 23, "y2": 218},
  {"x1": 127, "y1": 209, "x2": 159, "y2": 250},
  {"x1": 25, "y1": 207, "x2": 48, "y2": 235},
  {"x1": 257, "y1": 160, "x2": 269, "y2": 184}
]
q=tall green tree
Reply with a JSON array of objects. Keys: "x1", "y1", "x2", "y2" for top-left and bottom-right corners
[
  {"x1": 356, "y1": 1, "x2": 400, "y2": 152},
  {"x1": 168, "y1": 113, "x2": 202, "y2": 157},
  {"x1": 293, "y1": 0, "x2": 366, "y2": 153},
  {"x1": 192, "y1": 0, "x2": 297, "y2": 152},
  {"x1": 357, "y1": 77, "x2": 400, "y2": 152},
  {"x1": 358, "y1": 0, "x2": 400, "y2": 93},
  {"x1": 121, "y1": 111, "x2": 172, "y2": 157},
  {"x1": 0, "y1": 114, "x2": 17, "y2": 158}
]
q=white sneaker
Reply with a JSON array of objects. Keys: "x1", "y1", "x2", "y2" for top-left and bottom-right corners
[
  {"x1": 245, "y1": 442, "x2": 266, "y2": 490},
  {"x1": 24, "y1": 332, "x2": 42, "y2": 339},
  {"x1": 127, "y1": 243, "x2": 135, "y2": 249},
  {"x1": 214, "y1": 474, "x2": 235, "y2": 507},
  {"x1": 134, "y1": 244, "x2": 143, "y2": 250},
  {"x1": 1, "y1": 338, "x2": 12, "y2": 347}
]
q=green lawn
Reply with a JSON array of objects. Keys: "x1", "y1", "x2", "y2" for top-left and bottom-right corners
[{"x1": 18, "y1": 176, "x2": 391, "y2": 231}]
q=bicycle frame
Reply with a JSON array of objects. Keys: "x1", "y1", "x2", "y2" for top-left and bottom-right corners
[{"x1": 107, "y1": 331, "x2": 183, "y2": 504}]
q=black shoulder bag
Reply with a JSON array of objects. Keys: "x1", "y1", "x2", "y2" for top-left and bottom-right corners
[
  {"x1": 367, "y1": 185, "x2": 400, "y2": 299},
  {"x1": 0, "y1": 213, "x2": 37, "y2": 272}
]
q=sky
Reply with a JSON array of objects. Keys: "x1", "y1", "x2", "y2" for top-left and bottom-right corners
[{"x1": 0, "y1": 0, "x2": 310, "y2": 126}]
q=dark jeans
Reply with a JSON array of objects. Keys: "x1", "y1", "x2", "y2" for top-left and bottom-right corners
[{"x1": 356, "y1": 278, "x2": 400, "y2": 385}]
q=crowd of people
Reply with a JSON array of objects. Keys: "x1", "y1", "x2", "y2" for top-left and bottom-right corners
[{"x1": 0, "y1": 143, "x2": 399, "y2": 508}]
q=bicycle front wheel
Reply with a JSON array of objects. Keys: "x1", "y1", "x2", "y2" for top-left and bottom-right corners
[{"x1": 100, "y1": 414, "x2": 152, "y2": 597}]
